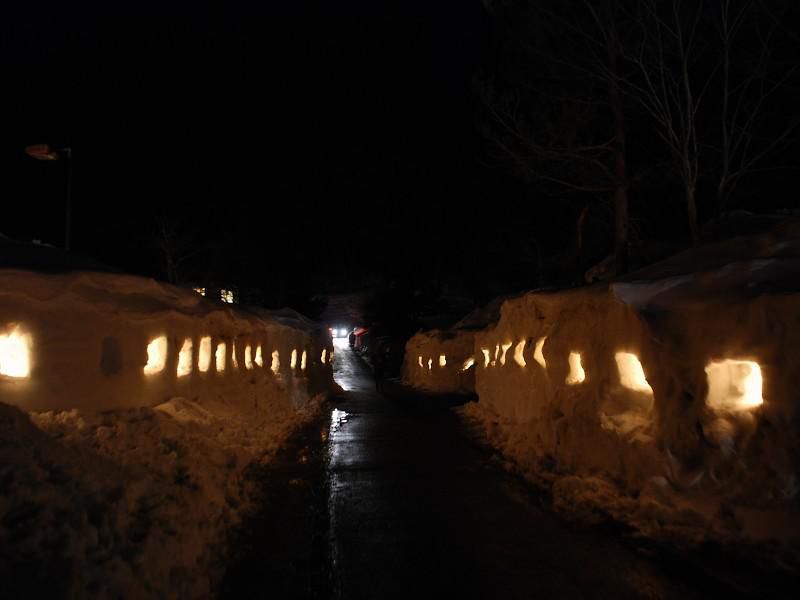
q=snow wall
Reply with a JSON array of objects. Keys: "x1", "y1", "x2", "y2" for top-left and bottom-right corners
[
  {"x1": 0, "y1": 269, "x2": 334, "y2": 597},
  {"x1": 0, "y1": 270, "x2": 333, "y2": 412},
  {"x1": 402, "y1": 329, "x2": 476, "y2": 393},
  {"x1": 404, "y1": 250, "x2": 800, "y2": 554}
]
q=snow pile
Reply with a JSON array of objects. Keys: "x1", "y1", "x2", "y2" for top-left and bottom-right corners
[
  {"x1": 0, "y1": 270, "x2": 333, "y2": 412},
  {"x1": 402, "y1": 329, "x2": 476, "y2": 393},
  {"x1": 453, "y1": 228, "x2": 800, "y2": 559},
  {"x1": 401, "y1": 297, "x2": 503, "y2": 393},
  {"x1": 0, "y1": 269, "x2": 333, "y2": 597}
]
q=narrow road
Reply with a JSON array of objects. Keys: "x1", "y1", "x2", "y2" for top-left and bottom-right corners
[{"x1": 222, "y1": 344, "x2": 729, "y2": 599}]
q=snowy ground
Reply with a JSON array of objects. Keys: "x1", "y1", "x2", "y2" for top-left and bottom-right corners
[{"x1": 0, "y1": 387, "x2": 326, "y2": 598}]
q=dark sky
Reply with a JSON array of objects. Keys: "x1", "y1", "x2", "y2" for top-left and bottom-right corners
[{"x1": 1, "y1": 1, "x2": 490, "y2": 293}]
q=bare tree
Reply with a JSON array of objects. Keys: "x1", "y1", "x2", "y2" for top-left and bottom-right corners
[
  {"x1": 712, "y1": 0, "x2": 799, "y2": 219},
  {"x1": 152, "y1": 213, "x2": 198, "y2": 284},
  {"x1": 478, "y1": 0, "x2": 632, "y2": 275},
  {"x1": 620, "y1": 0, "x2": 798, "y2": 243}
]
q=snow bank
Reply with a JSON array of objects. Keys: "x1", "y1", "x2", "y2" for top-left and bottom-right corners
[
  {"x1": 402, "y1": 329, "x2": 476, "y2": 393},
  {"x1": 401, "y1": 298, "x2": 503, "y2": 394},
  {"x1": 431, "y1": 230, "x2": 800, "y2": 557},
  {"x1": 0, "y1": 270, "x2": 332, "y2": 412},
  {"x1": 0, "y1": 269, "x2": 333, "y2": 597}
]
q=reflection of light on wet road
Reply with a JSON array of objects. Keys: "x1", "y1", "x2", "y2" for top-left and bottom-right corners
[
  {"x1": 330, "y1": 408, "x2": 349, "y2": 434},
  {"x1": 332, "y1": 338, "x2": 373, "y2": 392}
]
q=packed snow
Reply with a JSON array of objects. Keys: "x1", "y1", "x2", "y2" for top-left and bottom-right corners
[
  {"x1": 405, "y1": 224, "x2": 800, "y2": 565},
  {"x1": 0, "y1": 270, "x2": 334, "y2": 597}
]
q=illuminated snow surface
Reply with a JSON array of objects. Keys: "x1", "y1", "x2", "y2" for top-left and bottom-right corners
[
  {"x1": 406, "y1": 227, "x2": 800, "y2": 562},
  {"x1": 0, "y1": 269, "x2": 333, "y2": 598}
]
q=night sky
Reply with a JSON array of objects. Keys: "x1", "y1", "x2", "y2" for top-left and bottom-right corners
[
  {"x1": 3, "y1": 1, "x2": 798, "y2": 312},
  {"x1": 2, "y1": 1, "x2": 490, "y2": 296}
]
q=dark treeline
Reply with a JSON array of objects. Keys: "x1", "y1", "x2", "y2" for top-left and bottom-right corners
[
  {"x1": 1, "y1": 1, "x2": 798, "y2": 319},
  {"x1": 475, "y1": 0, "x2": 800, "y2": 281}
]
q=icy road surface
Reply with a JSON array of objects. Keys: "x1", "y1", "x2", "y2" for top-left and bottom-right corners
[{"x1": 222, "y1": 344, "x2": 719, "y2": 599}]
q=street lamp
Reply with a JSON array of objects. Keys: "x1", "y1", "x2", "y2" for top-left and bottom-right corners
[{"x1": 24, "y1": 144, "x2": 73, "y2": 251}]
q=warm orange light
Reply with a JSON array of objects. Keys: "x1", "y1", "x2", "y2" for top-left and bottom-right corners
[
  {"x1": 271, "y1": 350, "x2": 280, "y2": 374},
  {"x1": 427, "y1": 358, "x2": 432, "y2": 370},
  {"x1": 439, "y1": 355, "x2": 447, "y2": 367},
  {"x1": 144, "y1": 336, "x2": 168, "y2": 375},
  {"x1": 301, "y1": 350, "x2": 307, "y2": 370},
  {"x1": 534, "y1": 337, "x2": 547, "y2": 369},
  {"x1": 232, "y1": 343, "x2": 239, "y2": 369},
  {"x1": 615, "y1": 352, "x2": 652, "y2": 394},
  {"x1": 0, "y1": 325, "x2": 32, "y2": 378},
  {"x1": 216, "y1": 342, "x2": 226, "y2": 372},
  {"x1": 245, "y1": 344, "x2": 254, "y2": 370},
  {"x1": 290, "y1": 349, "x2": 297, "y2": 369},
  {"x1": 499, "y1": 342, "x2": 512, "y2": 366},
  {"x1": 255, "y1": 345, "x2": 264, "y2": 367},
  {"x1": 705, "y1": 359, "x2": 763, "y2": 411},
  {"x1": 481, "y1": 348, "x2": 490, "y2": 367},
  {"x1": 177, "y1": 338, "x2": 193, "y2": 377},
  {"x1": 566, "y1": 352, "x2": 585, "y2": 385},
  {"x1": 418, "y1": 355, "x2": 424, "y2": 368},
  {"x1": 461, "y1": 357, "x2": 475, "y2": 371},
  {"x1": 198, "y1": 337, "x2": 212, "y2": 373},
  {"x1": 321, "y1": 348, "x2": 328, "y2": 364},
  {"x1": 513, "y1": 340, "x2": 526, "y2": 367}
]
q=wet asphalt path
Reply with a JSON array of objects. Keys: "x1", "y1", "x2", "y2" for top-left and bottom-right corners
[{"x1": 221, "y1": 344, "x2": 733, "y2": 600}]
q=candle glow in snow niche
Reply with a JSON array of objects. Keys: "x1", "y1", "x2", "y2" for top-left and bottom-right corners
[
  {"x1": 565, "y1": 352, "x2": 585, "y2": 385},
  {"x1": 216, "y1": 342, "x2": 227, "y2": 372},
  {"x1": 599, "y1": 352, "x2": 656, "y2": 440},
  {"x1": 198, "y1": 337, "x2": 212, "y2": 373},
  {"x1": 144, "y1": 336, "x2": 168, "y2": 375},
  {"x1": 513, "y1": 340, "x2": 526, "y2": 367},
  {"x1": 177, "y1": 338, "x2": 193, "y2": 377},
  {"x1": 533, "y1": 337, "x2": 547, "y2": 369},
  {"x1": 705, "y1": 359, "x2": 763, "y2": 412},
  {"x1": 245, "y1": 345, "x2": 254, "y2": 370},
  {"x1": 615, "y1": 352, "x2": 653, "y2": 394},
  {"x1": 0, "y1": 324, "x2": 32, "y2": 379}
]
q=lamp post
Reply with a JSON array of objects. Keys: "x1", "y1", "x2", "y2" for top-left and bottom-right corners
[{"x1": 24, "y1": 144, "x2": 73, "y2": 251}]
